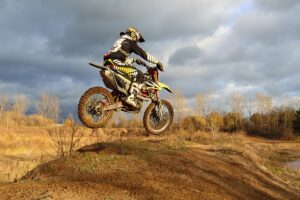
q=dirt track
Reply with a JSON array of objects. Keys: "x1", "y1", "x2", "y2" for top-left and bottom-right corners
[{"x1": 0, "y1": 139, "x2": 299, "y2": 200}]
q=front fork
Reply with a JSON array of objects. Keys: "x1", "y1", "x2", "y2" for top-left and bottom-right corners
[
  {"x1": 151, "y1": 68, "x2": 163, "y2": 119},
  {"x1": 156, "y1": 98, "x2": 163, "y2": 120},
  {"x1": 153, "y1": 91, "x2": 163, "y2": 120}
]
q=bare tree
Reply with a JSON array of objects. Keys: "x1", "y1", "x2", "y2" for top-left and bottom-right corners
[
  {"x1": 171, "y1": 89, "x2": 188, "y2": 127},
  {"x1": 195, "y1": 93, "x2": 212, "y2": 117},
  {"x1": 255, "y1": 93, "x2": 273, "y2": 133},
  {"x1": 47, "y1": 116, "x2": 84, "y2": 157},
  {"x1": 244, "y1": 95, "x2": 256, "y2": 130},
  {"x1": 229, "y1": 92, "x2": 245, "y2": 114},
  {"x1": 229, "y1": 92, "x2": 246, "y2": 130},
  {"x1": 245, "y1": 95, "x2": 255, "y2": 118},
  {"x1": 286, "y1": 98, "x2": 300, "y2": 110},
  {"x1": 207, "y1": 112, "x2": 223, "y2": 139},
  {"x1": 256, "y1": 93, "x2": 272, "y2": 115},
  {"x1": 0, "y1": 93, "x2": 8, "y2": 112},
  {"x1": 194, "y1": 92, "x2": 214, "y2": 131},
  {"x1": 12, "y1": 94, "x2": 28, "y2": 115},
  {"x1": 36, "y1": 93, "x2": 60, "y2": 122}
]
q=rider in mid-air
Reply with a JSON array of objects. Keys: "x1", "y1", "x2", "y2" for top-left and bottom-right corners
[{"x1": 103, "y1": 27, "x2": 164, "y2": 108}]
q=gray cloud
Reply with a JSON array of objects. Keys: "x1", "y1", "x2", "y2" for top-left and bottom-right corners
[
  {"x1": 255, "y1": 0, "x2": 300, "y2": 11},
  {"x1": 46, "y1": 0, "x2": 240, "y2": 57},
  {"x1": 0, "y1": 0, "x2": 300, "y2": 117},
  {"x1": 168, "y1": 46, "x2": 203, "y2": 66}
]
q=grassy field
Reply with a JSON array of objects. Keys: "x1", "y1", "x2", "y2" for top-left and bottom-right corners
[
  {"x1": 0, "y1": 126, "x2": 54, "y2": 182},
  {"x1": 0, "y1": 114, "x2": 144, "y2": 183},
  {"x1": 0, "y1": 112, "x2": 299, "y2": 199}
]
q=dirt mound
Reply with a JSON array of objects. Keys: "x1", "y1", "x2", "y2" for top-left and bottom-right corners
[{"x1": 0, "y1": 140, "x2": 299, "y2": 200}]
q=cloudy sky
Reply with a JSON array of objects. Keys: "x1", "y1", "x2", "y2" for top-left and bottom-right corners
[{"x1": 0, "y1": 0, "x2": 300, "y2": 116}]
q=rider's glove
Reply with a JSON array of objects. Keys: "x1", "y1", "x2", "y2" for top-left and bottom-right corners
[
  {"x1": 156, "y1": 62, "x2": 164, "y2": 71},
  {"x1": 135, "y1": 58, "x2": 144, "y2": 65}
]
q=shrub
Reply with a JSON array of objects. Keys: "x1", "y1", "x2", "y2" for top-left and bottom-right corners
[
  {"x1": 180, "y1": 116, "x2": 206, "y2": 131},
  {"x1": 292, "y1": 109, "x2": 300, "y2": 135},
  {"x1": 25, "y1": 114, "x2": 54, "y2": 127},
  {"x1": 47, "y1": 117, "x2": 84, "y2": 157}
]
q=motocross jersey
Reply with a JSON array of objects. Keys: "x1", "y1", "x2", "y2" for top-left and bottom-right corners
[{"x1": 104, "y1": 34, "x2": 159, "y2": 66}]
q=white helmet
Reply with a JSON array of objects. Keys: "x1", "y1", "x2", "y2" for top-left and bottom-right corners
[{"x1": 120, "y1": 27, "x2": 145, "y2": 43}]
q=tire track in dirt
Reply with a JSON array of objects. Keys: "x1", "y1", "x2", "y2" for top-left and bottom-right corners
[{"x1": 0, "y1": 140, "x2": 299, "y2": 200}]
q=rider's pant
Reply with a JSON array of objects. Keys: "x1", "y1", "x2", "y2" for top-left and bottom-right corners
[{"x1": 111, "y1": 59, "x2": 144, "y2": 83}]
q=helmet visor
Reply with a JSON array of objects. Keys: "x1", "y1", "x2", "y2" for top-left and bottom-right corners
[{"x1": 137, "y1": 32, "x2": 145, "y2": 42}]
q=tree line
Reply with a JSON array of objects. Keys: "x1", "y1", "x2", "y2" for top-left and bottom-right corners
[
  {"x1": 0, "y1": 93, "x2": 60, "y2": 122},
  {"x1": 1, "y1": 91, "x2": 300, "y2": 139},
  {"x1": 170, "y1": 91, "x2": 300, "y2": 139}
]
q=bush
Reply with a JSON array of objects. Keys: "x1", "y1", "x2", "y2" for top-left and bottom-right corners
[
  {"x1": 292, "y1": 110, "x2": 300, "y2": 135},
  {"x1": 281, "y1": 129, "x2": 297, "y2": 140},
  {"x1": 47, "y1": 117, "x2": 84, "y2": 157},
  {"x1": 25, "y1": 114, "x2": 54, "y2": 127},
  {"x1": 180, "y1": 116, "x2": 206, "y2": 131},
  {"x1": 0, "y1": 112, "x2": 26, "y2": 127}
]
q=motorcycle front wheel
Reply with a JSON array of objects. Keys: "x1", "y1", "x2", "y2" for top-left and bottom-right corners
[
  {"x1": 78, "y1": 87, "x2": 114, "y2": 128},
  {"x1": 143, "y1": 99, "x2": 174, "y2": 135}
]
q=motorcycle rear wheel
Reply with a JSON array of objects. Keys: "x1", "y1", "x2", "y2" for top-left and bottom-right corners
[
  {"x1": 143, "y1": 99, "x2": 174, "y2": 135},
  {"x1": 78, "y1": 87, "x2": 114, "y2": 128}
]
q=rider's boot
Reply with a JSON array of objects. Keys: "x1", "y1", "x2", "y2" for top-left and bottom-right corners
[
  {"x1": 125, "y1": 93, "x2": 138, "y2": 108},
  {"x1": 125, "y1": 72, "x2": 145, "y2": 108},
  {"x1": 125, "y1": 82, "x2": 138, "y2": 108}
]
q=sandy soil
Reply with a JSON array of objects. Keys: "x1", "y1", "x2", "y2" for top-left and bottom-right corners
[{"x1": 0, "y1": 139, "x2": 299, "y2": 200}]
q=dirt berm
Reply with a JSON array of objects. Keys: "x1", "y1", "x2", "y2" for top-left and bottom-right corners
[{"x1": 0, "y1": 140, "x2": 299, "y2": 200}]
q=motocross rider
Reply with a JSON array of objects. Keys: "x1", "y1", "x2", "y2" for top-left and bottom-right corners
[{"x1": 103, "y1": 27, "x2": 164, "y2": 108}]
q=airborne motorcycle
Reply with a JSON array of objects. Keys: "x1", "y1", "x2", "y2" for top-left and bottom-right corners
[{"x1": 78, "y1": 59, "x2": 174, "y2": 135}]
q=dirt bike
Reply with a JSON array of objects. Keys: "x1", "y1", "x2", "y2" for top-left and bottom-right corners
[{"x1": 77, "y1": 59, "x2": 174, "y2": 135}]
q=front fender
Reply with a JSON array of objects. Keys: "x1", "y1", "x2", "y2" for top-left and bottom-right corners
[{"x1": 158, "y1": 82, "x2": 173, "y2": 93}]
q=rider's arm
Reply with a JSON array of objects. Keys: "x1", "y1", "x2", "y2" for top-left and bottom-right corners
[{"x1": 131, "y1": 41, "x2": 159, "y2": 64}]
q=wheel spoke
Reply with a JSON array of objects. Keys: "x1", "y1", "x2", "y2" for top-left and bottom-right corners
[
  {"x1": 78, "y1": 87, "x2": 114, "y2": 129},
  {"x1": 84, "y1": 93, "x2": 109, "y2": 123},
  {"x1": 149, "y1": 104, "x2": 170, "y2": 130}
]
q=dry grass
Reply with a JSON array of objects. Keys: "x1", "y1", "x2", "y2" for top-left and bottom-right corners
[
  {"x1": 0, "y1": 112, "x2": 54, "y2": 128},
  {"x1": 0, "y1": 112, "x2": 57, "y2": 182},
  {"x1": 0, "y1": 111, "x2": 299, "y2": 192},
  {"x1": 0, "y1": 125, "x2": 55, "y2": 182},
  {"x1": 0, "y1": 111, "x2": 146, "y2": 182}
]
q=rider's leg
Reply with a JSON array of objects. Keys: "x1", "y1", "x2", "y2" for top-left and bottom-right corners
[
  {"x1": 111, "y1": 60, "x2": 140, "y2": 108},
  {"x1": 125, "y1": 69, "x2": 141, "y2": 108}
]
